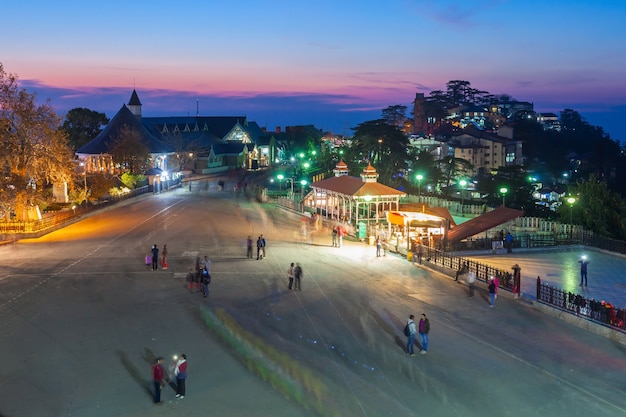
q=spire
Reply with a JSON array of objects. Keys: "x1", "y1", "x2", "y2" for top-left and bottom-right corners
[{"x1": 128, "y1": 89, "x2": 142, "y2": 119}]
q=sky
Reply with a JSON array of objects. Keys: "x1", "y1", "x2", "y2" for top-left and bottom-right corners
[{"x1": 2, "y1": 0, "x2": 626, "y2": 140}]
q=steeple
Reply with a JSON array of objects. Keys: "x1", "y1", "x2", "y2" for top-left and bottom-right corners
[
  {"x1": 360, "y1": 163, "x2": 379, "y2": 183},
  {"x1": 128, "y1": 89, "x2": 142, "y2": 119}
]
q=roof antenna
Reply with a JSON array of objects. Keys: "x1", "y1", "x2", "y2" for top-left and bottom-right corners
[{"x1": 196, "y1": 99, "x2": 199, "y2": 117}]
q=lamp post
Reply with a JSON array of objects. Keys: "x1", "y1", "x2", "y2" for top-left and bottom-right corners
[
  {"x1": 416, "y1": 174, "x2": 424, "y2": 198},
  {"x1": 499, "y1": 187, "x2": 508, "y2": 207},
  {"x1": 79, "y1": 162, "x2": 87, "y2": 204},
  {"x1": 276, "y1": 174, "x2": 284, "y2": 191},
  {"x1": 567, "y1": 196, "x2": 576, "y2": 238},
  {"x1": 300, "y1": 179, "x2": 308, "y2": 195},
  {"x1": 459, "y1": 179, "x2": 467, "y2": 215}
]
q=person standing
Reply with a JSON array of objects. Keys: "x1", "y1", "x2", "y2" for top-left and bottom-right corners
[
  {"x1": 579, "y1": 257, "x2": 589, "y2": 286},
  {"x1": 512, "y1": 264, "x2": 522, "y2": 298},
  {"x1": 202, "y1": 268, "x2": 211, "y2": 297},
  {"x1": 337, "y1": 226, "x2": 344, "y2": 248},
  {"x1": 467, "y1": 270, "x2": 476, "y2": 297},
  {"x1": 332, "y1": 227, "x2": 338, "y2": 247},
  {"x1": 151, "y1": 244, "x2": 159, "y2": 271},
  {"x1": 161, "y1": 244, "x2": 168, "y2": 269},
  {"x1": 152, "y1": 357, "x2": 164, "y2": 405},
  {"x1": 418, "y1": 314, "x2": 430, "y2": 354},
  {"x1": 376, "y1": 236, "x2": 382, "y2": 257},
  {"x1": 287, "y1": 262, "x2": 295, "y2": 291},
  {"x1": 488, "y1": 278, "x2": 496, "y2": 307},
  {"x1": 246, "y1": 236, "x2": 253, "y2": 259},
  {"x1": 406, "y1": 315, "x2": 417, "y2": 356},
  {"x1": 505, "y1": 232, "x2": 513, "y2": 253},
  {"x1": 174, "y1": 354, "x2": 188, "y2": 399},
  {"x1": 260, "y1": 235, "x2": 266, "y2": 258},
  {"x1": 294, "y1": 263, "x2": 302, "y2": 291}
]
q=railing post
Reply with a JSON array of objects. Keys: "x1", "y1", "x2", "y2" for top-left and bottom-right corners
[{"x1": 536, "y1": 276, "x2": 541, "y2": 300}]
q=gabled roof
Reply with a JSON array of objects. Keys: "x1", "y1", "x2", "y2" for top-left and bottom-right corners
[
  {"x1": 447, "y1": 207, "x2": 523, "y2": 243},
  {"x1": 311, "y1": 175, "x2": 406, "y2": 198},
  {"x1": 76, "y1": 105, "x2": 174, "y2": 155}
]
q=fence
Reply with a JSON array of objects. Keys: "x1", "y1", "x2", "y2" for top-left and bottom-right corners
[
  {"x1": 417, "y1": 244, "x2": 625, "y2": 333},
  {"x1": 0, "y1": 185, "x2": 151, "y2": 236},
  {"x1": 537, "y1": 278, "x2": 625, "y2": 331}
]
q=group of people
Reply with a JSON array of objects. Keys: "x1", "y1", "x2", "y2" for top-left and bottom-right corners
[
  {"x1": 287, "y1": 262, "x2": 303, "y2": 291},
  {"x1": 151, "y1": 354, "x2": 188, "y2": 405},
  {"x1": 146, "y1": 244, "x2": 168, "y2": 270},
  {"x1": 331, "y1": 226, "x2": 344, "y2": 247},
  {"x1": 256, "y1": 235, "x2": 267, "y2": 260},
  {"x1": 405, "y1": 313, "x2": 430, "y2": 356}
]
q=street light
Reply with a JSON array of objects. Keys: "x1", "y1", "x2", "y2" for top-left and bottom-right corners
[
  {"x1": 80, "y1": 162, "x2": 88, "y2": 204},
  {"x1": 416, "y1": 174, "x2": 424, "y2": 197},
  {"x1": 499, "y1": 187, "x2": 508, "y2": 207},
  {"x1": 276, "y1": 174, "x2": 284, "y2": 191},
  {"x1": 567, "y1": 196, "x2": 576, "y2": 238},
  {"x1": 300, "y1": 179, "x2": 308, "y2": 195},
  {"x1": 459, "y1": 179, "x2": 467, "y2": 214}
]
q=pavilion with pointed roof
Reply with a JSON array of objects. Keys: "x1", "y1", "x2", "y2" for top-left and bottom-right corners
[{"x1": 306, "y1": 161, "x2": 406, "y2": 227}]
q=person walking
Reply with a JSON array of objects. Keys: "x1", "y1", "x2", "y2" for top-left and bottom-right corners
[
  {"x1": 174, "y1": 354, "x2": 188, "y2": 399},
  {"x1": 246, "y1": 236, "x2": 253, "y2": 259},
  {"x1": 257, "y1": 235, "x2": 266, "y2": 260},
  {"x1": 488, "y1": 278, "x2": 496, "y2": 307},
  {"x1": 337, "y1": 226, "x2": 344, "y2": 248},
  {"x1": 151, "y1": 244, "x2": 159, "y2": 271},
  {"x1": 406, "y1": 315, "x2": 417, "y2": 356},
  {"x1": 467, "y1": 270, "x2": 476, "y2": 297},
  {"x1": 287, "y1": 262, "x2": 295, "y2": 291},
  {"x1": 161, "y1": 244, "x2": 168, "y2": 269},
  {"x1": 294, "y1": 263, "x2": 302, "y2": 291},
  {"x1": 418, "y1": 314, "x2": 430, "y2": 354},
  {"x1": 152, "y1": 357, "x2": 165, "y2": 405},
  {"x1": 579, "y1": 256, "x2": 589, "y2": 286}
]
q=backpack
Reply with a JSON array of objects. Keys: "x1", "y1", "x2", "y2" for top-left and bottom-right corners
[{"x1": 403, "y1": 323, "x2": 410, "y2": 337}]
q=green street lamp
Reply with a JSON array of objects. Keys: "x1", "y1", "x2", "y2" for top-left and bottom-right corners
[
  {"x1": 459, "y1": 179, "x2": 468, "y2": 214},
  {"x1": 416, "y1": 174, "x2": 424, "y2": 197},
  {"x1": 499, "y1": 187, "x2": 508, "y2": 207},
  {"x1": 300, "y1": 179, "x2": 308, "y2": 195},
  {"x1": 276, "y1": 174, "x2": 285, "y2": 191}
]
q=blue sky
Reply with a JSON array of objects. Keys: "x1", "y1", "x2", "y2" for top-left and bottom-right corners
[{"x1": 2, "y1": 0, "x2": 625, "y2": 139}]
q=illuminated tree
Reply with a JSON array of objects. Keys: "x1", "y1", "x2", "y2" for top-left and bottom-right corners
[{"x1": 0, "y1": 63, "x2": 75, "y2": 220}]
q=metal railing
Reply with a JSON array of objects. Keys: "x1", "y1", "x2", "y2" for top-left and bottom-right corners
[
  {"x1": 537, "y1": 278, "x2": 625, "y2": 331},
  {"x1": 417, "y1": 245, "x2": 625, "y2": 333}
]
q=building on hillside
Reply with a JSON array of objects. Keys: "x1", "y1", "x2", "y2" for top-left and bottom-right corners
[{"x1": 448, "y1": 125, "x2": 523, "y2": 176}]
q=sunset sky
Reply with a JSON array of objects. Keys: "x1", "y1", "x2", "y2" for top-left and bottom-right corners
[{"x1": 3, "y1": 0, "x2": 625, "y2": 140}]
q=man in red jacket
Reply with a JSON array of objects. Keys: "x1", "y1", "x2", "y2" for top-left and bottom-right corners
[{"x1": 152, "y1": 357, "x2": 164, "y2": 404}]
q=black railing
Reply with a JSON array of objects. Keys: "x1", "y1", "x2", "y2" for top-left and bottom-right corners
[
  {"x1": 419, "y1": 244, "x2": 625, "y2": 333},
  {"x1": 536, "y1": 277, "x2": 625, "y2": 332}
]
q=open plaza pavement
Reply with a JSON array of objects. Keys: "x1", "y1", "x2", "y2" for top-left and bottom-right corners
[{"x1": 0, "y1": 176, "x2": 625, "y2": 417}]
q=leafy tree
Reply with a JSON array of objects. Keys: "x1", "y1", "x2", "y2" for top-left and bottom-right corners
[
  {"x1": 0, "y1": 63, "x2": 75, "y2": 220},
  {"x1": 107, "y1": 125, "x2": 150, "y2": 175},
  {"x1": 564, "y1": 175, "x2": 626, "y2": 239},
  {"x1": 61, "y1": 107, "x2": 109, "y2": 150},
  {"x1": 381, "y1": 105, "x2": 407, "y2": 129},
  {"x1": 350, "y1": 119, "x2": 408, "y2": 186}
]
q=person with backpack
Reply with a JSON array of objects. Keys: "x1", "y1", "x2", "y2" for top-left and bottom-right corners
[
  {"x1": 287, "y1": 262, "x2": 295, "y2": 291},
  {"x1": 405, "y1": 315, "x2": 417, "y2": 356}
]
